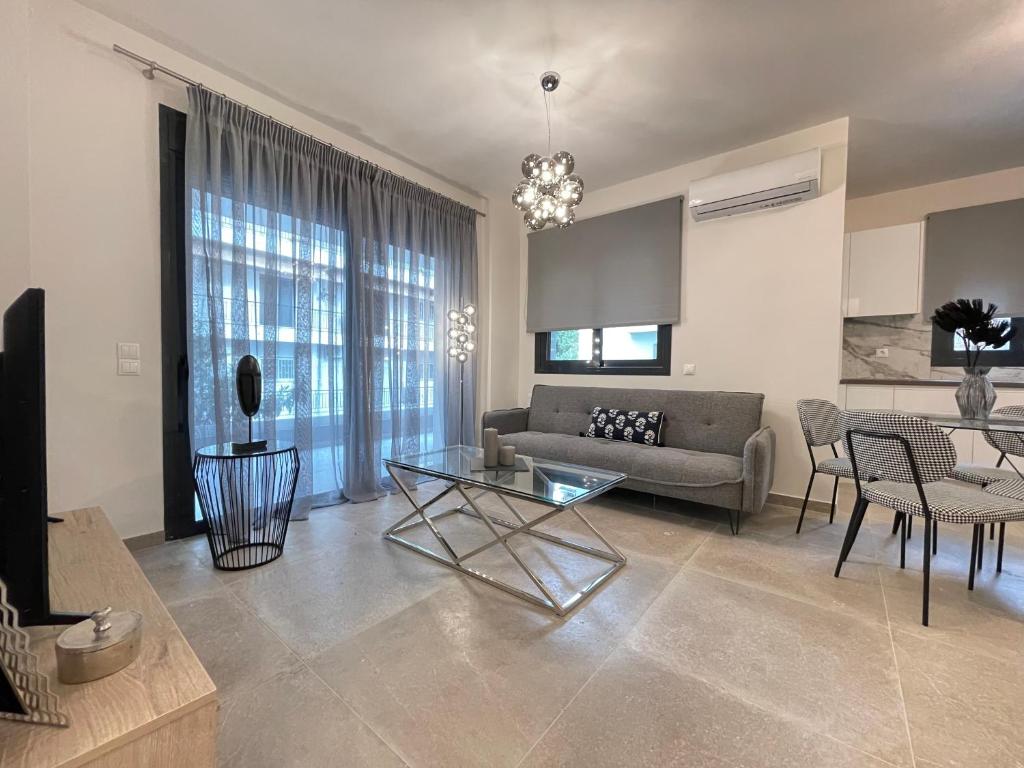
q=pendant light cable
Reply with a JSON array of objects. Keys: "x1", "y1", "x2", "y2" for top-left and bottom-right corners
[{"x1": 544, "y1": 89, "x2": 552, "y2": 155}]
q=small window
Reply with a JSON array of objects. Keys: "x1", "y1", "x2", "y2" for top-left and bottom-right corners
[
  {"x1": 931, "y1": 316, "x2": 1024, "y2": 367},
  {"x1": 535, "y1": 324, "x2": 671, "y2": 375},
  {"x1": 603, "y1": 326, "x2": 659, "y2": 361},
  {"x1": 549, "y1": 329, "x2": 594, "y2": 361}
]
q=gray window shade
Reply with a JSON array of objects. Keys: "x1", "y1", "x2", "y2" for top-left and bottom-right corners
[
  {"x1": 527, "y1": 197, "x2": 682, "y2": 332},
  {"x1": 923, "y1": 198, "x2": 1024, "y2": 317}
]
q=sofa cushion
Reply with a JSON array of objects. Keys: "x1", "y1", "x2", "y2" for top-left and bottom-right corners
[
  {"x1": 585, "y1": 407, "x2": 665, "y2": 445},
  {"x1": 526, "y1": 385, "x2": 762, "y2": 457},
  {"x1": 499, "y1": 432, "x2": 743, "y2": 488}
]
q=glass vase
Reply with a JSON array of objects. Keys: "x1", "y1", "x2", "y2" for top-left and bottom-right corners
[{"x1": 956, "y1": 367, "x2": 997, "y2": 420}]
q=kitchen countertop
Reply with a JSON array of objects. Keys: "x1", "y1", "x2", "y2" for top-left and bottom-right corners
[{"x1": 841, "y1": 378, "x2": 1024, "y2": 389}]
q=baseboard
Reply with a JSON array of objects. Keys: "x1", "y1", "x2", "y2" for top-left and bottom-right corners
[
  {"x1": 767, "y1": 492, "x2": 831, "y2": 514},
  {"x1": 123, "y1": 530, "x2": 166, "y2": 551}
]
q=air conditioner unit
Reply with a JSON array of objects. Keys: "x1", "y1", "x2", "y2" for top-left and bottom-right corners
[{"x1": 689, "y1": 148, "x2": 821, "y2": 222}]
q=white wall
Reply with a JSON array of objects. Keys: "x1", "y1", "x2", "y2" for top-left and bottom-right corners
[
  {"x1": 845, "y1": 165, "x2": 1024, "y2": 232},
  {"x1": 17, "y1": 0, "x2": 492, "y2": 538},
  {"x1": 0, "y1": 0, "x2": 32, "y2": 326},
  {"x1": 516, "y1": 119, "x2": 850, "y2": 502},
  {"x1": 481, "y1": 205, "x2": 522, "y2": 411}
]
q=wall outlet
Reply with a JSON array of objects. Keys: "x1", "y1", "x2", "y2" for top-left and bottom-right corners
[
  {"x1": 874, "y1": 348, "x2": 890, "y2": 358},
  {"x1": 683, "y1": 363, "x2": 697, "y2": 375}
]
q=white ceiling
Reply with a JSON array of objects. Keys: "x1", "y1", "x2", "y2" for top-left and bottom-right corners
[{"x1": 80, "y1": 0, "x2": 1024, "y2": 199}]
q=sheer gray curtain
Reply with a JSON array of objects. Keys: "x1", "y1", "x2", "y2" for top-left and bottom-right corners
[{"x1": 185, "y1": 86, "x2": 477, "y2": 511}]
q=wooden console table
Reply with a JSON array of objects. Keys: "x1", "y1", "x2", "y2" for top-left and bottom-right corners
[{"x1": 0, "y1": 507, "x2": 218, "y2": 767}]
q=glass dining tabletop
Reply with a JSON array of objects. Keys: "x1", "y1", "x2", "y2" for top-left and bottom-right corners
[
  {"x1": 384, "y1": 445, "x2": 626, "y2": 507},
  {"x1": 905, "y1": 412, "x2": 1024, "y2": 433}
]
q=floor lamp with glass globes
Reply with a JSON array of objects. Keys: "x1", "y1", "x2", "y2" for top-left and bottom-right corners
[{"x1": 446, "y1": 303, "x2": 476, "y2": 445}]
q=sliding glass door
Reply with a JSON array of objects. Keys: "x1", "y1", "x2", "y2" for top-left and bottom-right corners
[
  {"x1": 188, "y1": 196, "x2": 444, "y2": 500},
  {"x1": 160, "y1": 103, "x2": 457, "y2": 536}
]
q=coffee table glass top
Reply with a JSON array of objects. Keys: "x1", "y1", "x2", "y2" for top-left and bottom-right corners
[{"x1": 385, "y1": 445, "x2": 626, "y2": 506}]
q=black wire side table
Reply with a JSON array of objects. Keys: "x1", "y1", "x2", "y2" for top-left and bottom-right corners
[{"x1": 193, "y1": 442, "x2": 300, "y2": 570}]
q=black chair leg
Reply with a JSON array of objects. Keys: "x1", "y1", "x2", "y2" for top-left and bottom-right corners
[
  {"x1": 796, "y1": 470, "x2": 816, "y2": 534},
  {"x1": 997, "y1": 522, "x2": 1005, "y2": 574},
  {"x1": 990, "y1": 522, "x2": 995, "y2": 541},
  {"x1": 835, "y1": 497, "x2": 867, "y2": 577},
  {"x1": 977, "y1": 527, "x2": 984, "y2": 571},
  {"x1": 899, "y1": 514, "x2": 907, "y2": 569},
  {"x1": 891, "y1": 511, "x2": 901, "y2": 535},
  {"x1": 829, "y1": 476, "x2": 838, "y2": 525},
  {"x1": 922, "y1": 516, "x2": 932, "y2": 627},
  {"x1": 932, "y1": 520, "x2": 938, "y2": 555},
  {"x1": 968, "y1": 524, "x2": 980, "y2": 591},
  {"x1": 907, "y1": 515, "x2": 913, "y2": 540}
]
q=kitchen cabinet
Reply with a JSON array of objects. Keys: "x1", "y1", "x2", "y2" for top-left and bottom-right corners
[{"x1": 843, "y1": 222, "x2": 924, "y2": 317}]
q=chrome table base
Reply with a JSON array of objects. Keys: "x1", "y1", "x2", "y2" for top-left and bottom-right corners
[{"x1": 383, "y1": 466, "x2": 626, "y2": 616}]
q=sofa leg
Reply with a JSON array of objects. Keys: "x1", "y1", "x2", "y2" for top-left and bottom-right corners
[{"x1": 727, "y1": 508, "x2": 742, "y2": 535}]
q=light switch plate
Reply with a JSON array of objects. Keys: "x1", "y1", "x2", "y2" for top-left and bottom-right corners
[
  {"x1": 117, "y1": 342, "x2": 140, "y2": 360},
  {"x1": 116, "y1": 342, "x2": 141, "y2": 376},
  {"x1": 683, "y1": 363, "x2": 696, "y2": 375}
]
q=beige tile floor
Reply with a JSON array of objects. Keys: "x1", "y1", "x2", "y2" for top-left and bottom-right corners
[{"x1": 134, "y1": 483, "x2": 1024, "y2": 768}]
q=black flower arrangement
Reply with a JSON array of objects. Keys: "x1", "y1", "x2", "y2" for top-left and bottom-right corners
[{"x1": 931, "y1": 299, "x2": 1017, "y2": 369}]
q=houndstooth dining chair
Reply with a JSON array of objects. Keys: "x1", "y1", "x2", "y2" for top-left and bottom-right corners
[
  {"x1": 795, "y1": 399, "x2": 854, "y2": 533},
  {"x1": 949, "y1": 404, "x2": 1024, "y2": 568},
  {"x1": 834, "y1": 409, "x2": 1024, "y2": 626}
]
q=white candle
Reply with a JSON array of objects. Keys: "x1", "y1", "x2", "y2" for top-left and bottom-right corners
[{"x1": 483, "y1": 428, "x2": 499, "y2": 466}]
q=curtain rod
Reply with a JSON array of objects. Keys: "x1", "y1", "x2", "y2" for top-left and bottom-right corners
[{"x1": 111, "y1": 44, "x2": 486, "y2": 218}]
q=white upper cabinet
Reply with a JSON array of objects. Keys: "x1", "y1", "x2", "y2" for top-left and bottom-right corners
[{"x1": 843, "y1": 222, "x2": 924, "y2": 317}]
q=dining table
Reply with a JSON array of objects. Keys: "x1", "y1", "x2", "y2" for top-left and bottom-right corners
[
  {"x1": 906, "y1": 411, "x2": 1024, "y2": 480},
  {"x1": 906, "y1": 412, "x2": 1024, "y2": 440},
  {"x1": 885, "y1": 411, "x2": 1024, "y2": 563}
]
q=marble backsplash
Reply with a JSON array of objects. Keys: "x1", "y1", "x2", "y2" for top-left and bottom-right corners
[{"x1": 842, "y1": 314, "x2": 1024, "y2": 383}]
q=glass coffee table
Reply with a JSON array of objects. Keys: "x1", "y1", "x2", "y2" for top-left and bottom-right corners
[{"x1": 383, "y1": 446, "x2": 627, "y2": 616}]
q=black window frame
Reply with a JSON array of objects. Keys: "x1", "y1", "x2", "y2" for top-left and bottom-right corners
[
  {"x1": 930, "y1": 317, "x2": 1024, "y2": 367},
  {"x1": 159, "y1": 104, "x2": 204, "y2": 540},
  {"x1": 535, "y1": 325, "x2": 672, "y2": 376}
]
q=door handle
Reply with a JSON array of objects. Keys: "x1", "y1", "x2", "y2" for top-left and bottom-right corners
[{"x1": 177, "y1": 355, "x2": 189, "y2": 433}]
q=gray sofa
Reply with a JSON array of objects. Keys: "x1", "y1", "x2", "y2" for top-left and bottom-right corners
[{"x1": 482, "y1": 385, "x2": 775, "y2": 532}]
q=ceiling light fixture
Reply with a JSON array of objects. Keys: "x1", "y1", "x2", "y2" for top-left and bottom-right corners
[{"x1": 512, "y1": 71, "x2": 584, "y2": 231}]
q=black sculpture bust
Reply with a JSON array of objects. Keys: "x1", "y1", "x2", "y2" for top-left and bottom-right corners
[{"x1": 231, "y1": 355, "x2": 268, "y2": 454}]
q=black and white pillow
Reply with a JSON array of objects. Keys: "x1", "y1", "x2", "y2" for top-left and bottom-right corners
[{"x1": 585, "y1": 407, "x2": 665, "y2": 446}]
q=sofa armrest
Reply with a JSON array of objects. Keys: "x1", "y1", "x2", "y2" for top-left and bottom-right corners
[
  {"x1": 481, "y1": 407, "x2": 530, "y2": 436},
  {"x1": 741, "y1": 426, "x2": 776, "y2": 514}
]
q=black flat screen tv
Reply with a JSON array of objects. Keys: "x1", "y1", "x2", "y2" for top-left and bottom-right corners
[{"x1": 0, "y1": 288, "x2": 85, "y2": 626}]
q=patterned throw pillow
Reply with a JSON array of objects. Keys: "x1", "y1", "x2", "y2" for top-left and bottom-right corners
[{"x1": 585, "y1": 407, "x2": 665, "y2": 446}]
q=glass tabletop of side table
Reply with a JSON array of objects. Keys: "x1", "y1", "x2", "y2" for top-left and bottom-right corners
[{"x1": 383, "y1": 445, "x2": 627, "y2": 616}]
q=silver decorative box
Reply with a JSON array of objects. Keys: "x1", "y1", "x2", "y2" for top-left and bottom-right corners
[{"x1": 55, "y1": 608, "x2": 143, "y2": 685}]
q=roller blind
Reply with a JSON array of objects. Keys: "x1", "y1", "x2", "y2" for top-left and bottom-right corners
[
  {"x1": 923, "y1": 198, "x2": 1024, "y2": 317},
  {"x1": 526, "y1": 197, "x2": 682, "y2": 332}
]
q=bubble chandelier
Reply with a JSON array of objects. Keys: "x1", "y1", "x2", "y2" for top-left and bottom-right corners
[{"x1": 512, "y1": 71, "x2": 584, "y2": 231}]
